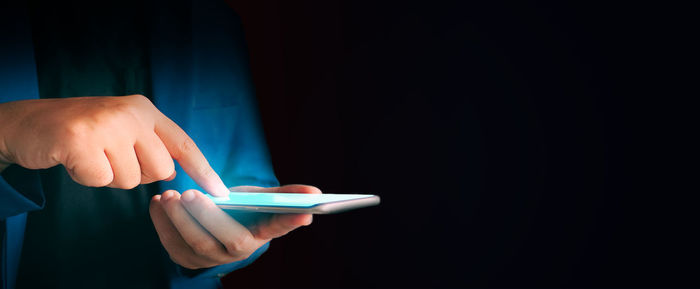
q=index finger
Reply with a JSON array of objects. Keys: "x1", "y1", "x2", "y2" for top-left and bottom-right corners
[{"x1": 155, "y1": 115, "x2": 229, "y2": 197}]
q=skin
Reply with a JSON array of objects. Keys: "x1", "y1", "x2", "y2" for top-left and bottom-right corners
[
  {"x1": 0, "y1": 95, "x2": 318, "y2": 269},
  {"x1": 150, "y1": 184, "x2": 319, "y2": 269},
  {"x1": 0, "y1": 94, "x2": 225, "y2": 193}
]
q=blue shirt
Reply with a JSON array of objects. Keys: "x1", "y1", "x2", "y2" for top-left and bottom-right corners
[{"x1": 0, "y1": 0, "x2": 278, "y2": 288}]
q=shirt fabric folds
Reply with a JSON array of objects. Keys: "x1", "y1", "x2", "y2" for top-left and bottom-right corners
[{"x1": 0, "y1": 0, "x2": 278, "y2": 288}]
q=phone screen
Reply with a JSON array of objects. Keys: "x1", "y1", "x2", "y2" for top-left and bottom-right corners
[{"x1": 209, "y1": 192, "x2": 376, "y2": 208}]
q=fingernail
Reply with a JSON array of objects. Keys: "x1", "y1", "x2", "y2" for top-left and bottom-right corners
[
  {"x1": 162, "y1": 191, "x2": 173, "y2": 200},
  {"x1": 214, "y1": 183, "x2": 230, "y2": 197},
  {"x1": 181, "y1": 190, "x2": 196, "y2": 202}
]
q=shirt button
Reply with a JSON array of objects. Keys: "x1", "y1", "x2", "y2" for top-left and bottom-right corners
[{"x1": 216, "y1": 273, "x2": 227, "y2": 278}]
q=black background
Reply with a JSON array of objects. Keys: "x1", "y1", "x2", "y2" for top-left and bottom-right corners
[{"x1": 224, "y1": 1, "x2": 698, "y2": 288}]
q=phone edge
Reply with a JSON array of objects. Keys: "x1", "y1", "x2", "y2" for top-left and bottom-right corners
[{"x1": 217, "y1": 195, "x2": 380, "y2": 214}]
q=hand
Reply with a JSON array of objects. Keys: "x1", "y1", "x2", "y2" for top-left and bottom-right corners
[
  {"x1": 0, "y1": 95, "x2": 228, "y2": 196},
  {"x1": 149, "y1": 184, "x2": 321, "y2": 269}
]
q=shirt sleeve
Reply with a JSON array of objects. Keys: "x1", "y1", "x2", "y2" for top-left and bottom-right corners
[
  {"x1": 150, "y1": 0, "x2": 280, "y2": 284},
  {"x1": 171, "y1": 242, "x2": 269, "y2": 288},
  {"x1": 0, "y1": 165, "x2": 45, "y2": 220},
  {"x1": 153, "y1": 0, "x2": 279, "y2": 193},
  {"x1": 1, "y1": 0, "x2": 43, "y2": 221}
]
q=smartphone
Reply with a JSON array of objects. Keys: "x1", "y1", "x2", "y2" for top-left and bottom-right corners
[{"x1": 209, "y1": 192, "x2": 380, "y2": 214}]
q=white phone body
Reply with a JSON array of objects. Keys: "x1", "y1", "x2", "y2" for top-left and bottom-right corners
[{"x1": 209, "y1": 192, "x2": 380, "y2": 214}]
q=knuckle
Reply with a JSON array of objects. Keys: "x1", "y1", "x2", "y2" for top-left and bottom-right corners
[
  {"x1": 112, "y1": 99, "x2": 133, "y2": 111},
  {"x1": 126, "y1": 94, "x2": 157, "y2": 110},
  {"x1": 127, "y1": 94, "x2": 148, "y2": 102},
  {"x1": 114, "y1": 177, "x2": 141, "y2": 190},
  {"x1": 202, "y1": 166, "x2": 216, "y2": 179},
  {"x1": 129, "y1": 94, "x2": 152, "y2": 106},
  {"x1": 177, "y1": 137, "x2": 198, "y2": 156},
  {"x1": 156, "y1": 162, "x2": 176, "y2": 180},
  {"x1": 193, "y1": 165, "x2": 217, "y2": 183},
  {"x1": 112, "y1": 104, "x2": 143, "y2": 126},
  {"x1": 87, "y1": 167, "x2": 114, "y2": 187},
  {"x1": 161, "y1": 194, "x2": 180, "y2": 208},
  {"x1": 110, "y1": 170, "x2": 142, "y2": 189},
  {"x1": 97, "y1": 103, "x2": 129, "y2": 121},
  {"x1": 61, "y1": 120, "x2": 90, "y2": 144},
  {"x1": 190, "y1": 239, "x2": 218, "y2": 256},
  {"x1": 223, "y1": 254, "x2": 245, "y2": 264},
  {"x1": 100, "y1": 97, "x2": 144, "y2": 124},
  {"x1": 142, "y1": 165, "x2": 173, "y2": 183},
  {"x1": 238, "y1": 250, "x2": 254, "y2": 261},
  {"x1": 224, "y1": 234, "x2": 254, "y2": 255}
]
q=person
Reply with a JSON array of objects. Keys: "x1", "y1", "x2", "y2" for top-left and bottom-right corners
[{"x1": 0, "y1": 0, "x2": 318, "y2": 288}]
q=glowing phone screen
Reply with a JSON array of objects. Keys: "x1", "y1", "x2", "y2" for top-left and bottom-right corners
[{"x1": 209, "y1": 192, "x2": 376, "y2": 208}]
